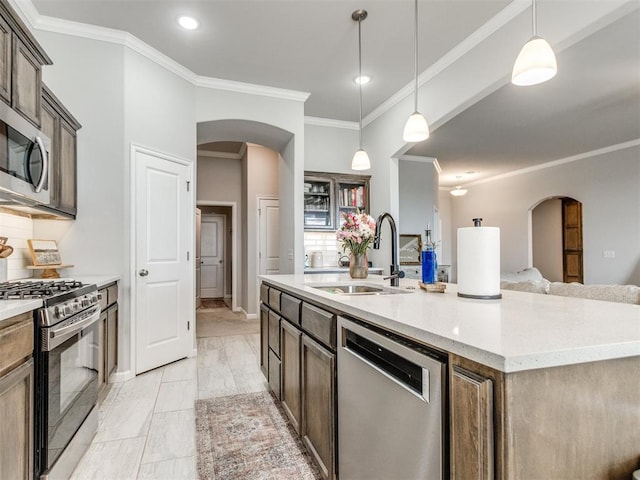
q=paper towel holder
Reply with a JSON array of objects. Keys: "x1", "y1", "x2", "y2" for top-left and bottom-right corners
[
  {"x1": 457, "y1": 218, "x2": 502, "y2": 300},
  {"x1": 473, "y1": 217, "x2": 483, "y2": 227}
]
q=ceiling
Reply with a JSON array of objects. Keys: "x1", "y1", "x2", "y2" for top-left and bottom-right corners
[{"x1": 29, "y1": 0, "x2": 640, "y2": 186}]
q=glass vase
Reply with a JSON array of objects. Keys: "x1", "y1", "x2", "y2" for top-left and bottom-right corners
[{"x1": 349, "y1": 253, "x2": 368, "y2": 279}]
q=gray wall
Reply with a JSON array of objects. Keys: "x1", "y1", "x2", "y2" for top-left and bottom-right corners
[
  {"x1": 304, "y1": 123, "x2": 359, "y2": 174},
  {"x1": 398, "y1": 159, "x2": 439, "y2": 236},
  {"x1": 451, "y1": 145, "x2": 640, "y2": 285},
  {"x1": 532, "y1": 198, "x2": 563, "y2": 282}
]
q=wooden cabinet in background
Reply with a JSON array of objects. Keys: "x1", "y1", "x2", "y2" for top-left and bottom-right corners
[
  {"x1": 304, "y1": 171, "x2": 370, "y2": 231},
  {"x1": 41, "y1": 86, "x2": 81, "y2": 218},
  {"x1": 0, "y1": 15, "x2": 10, "y2": 104}
]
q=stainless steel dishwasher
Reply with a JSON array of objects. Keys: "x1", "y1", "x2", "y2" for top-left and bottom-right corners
[{"x1": 338, "y1": 316, "x2": 446, "y2": 480}]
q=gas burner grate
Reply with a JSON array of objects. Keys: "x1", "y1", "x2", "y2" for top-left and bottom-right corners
[{"x1": 0, "y1": 280, "x2": 85, "y2": 300}]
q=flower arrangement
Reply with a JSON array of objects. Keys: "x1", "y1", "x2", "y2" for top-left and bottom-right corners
[{"x1": 337, "y1": 211, "x2": 376, "y2": 256}]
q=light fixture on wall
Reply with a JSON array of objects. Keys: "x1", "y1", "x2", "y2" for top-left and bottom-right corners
[
  {"x1": 402, "y1": 0, "x2": 429, "y2": 143},
  {"x1": 351, "y1": 9, "x2": 371, "y2": 171},
  {"x1": 511, "y1": 0, "x2": 557, "y2": 86},
  {"x1": 450, "y1": 186, "x2": 467, "y2": 197}
]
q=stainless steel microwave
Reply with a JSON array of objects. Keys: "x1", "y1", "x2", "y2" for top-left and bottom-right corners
[{"x1": 0, "y1": 103, "x2": 50, "y2": 206}]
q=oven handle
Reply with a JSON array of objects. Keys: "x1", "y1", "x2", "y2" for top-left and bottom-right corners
[{"x1": 46, "y1": 305, "x2": 101, "y2": 351}]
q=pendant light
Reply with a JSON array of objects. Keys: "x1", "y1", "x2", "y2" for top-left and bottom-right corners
[
  {"x1": 512, "y1": 0, "x2": 557, "y2": 86},
  {"x1": 402, "y1": 0, "x2": 429, "y2": 143},
  {"x1": 351, "y1": 9, "x2": 371, "y2": 171}
]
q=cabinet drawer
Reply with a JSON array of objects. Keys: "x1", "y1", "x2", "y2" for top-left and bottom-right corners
[
  {"x1": 301, "y1": 303, "x2": 336, "y2": 349},
  {"x1": 98, "y1": 287, "x2": 108, "y2": 311},
  {"x1": 268, "y1": 311, "x2": 280, "y2": 356},
  {"x1": 281, "y1": 293, "x2": 301, "y2": 325},
  {"x1": 0, "y1": 313, "x2": 33, "y2": 377},
  {"x1": 260, "y1": 283, "x2": 269, "y2": 304},
  {"x1": 269, "y1": 288, "x2": 281, "y2": 312}
]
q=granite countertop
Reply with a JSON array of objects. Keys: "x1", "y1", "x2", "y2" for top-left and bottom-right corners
[{"x1": 259, "y1": 273, "x2": 640, "y2": 373}]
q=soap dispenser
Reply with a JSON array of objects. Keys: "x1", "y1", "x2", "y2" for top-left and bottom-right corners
[{"x1": 421, "y1": 226, "x2": 437, "y2": 284}]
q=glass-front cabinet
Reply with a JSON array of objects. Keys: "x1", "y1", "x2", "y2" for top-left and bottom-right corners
[
  {"x1": 304, "y1": 175, "x2": 334, "y2": 230},
  {"x1": 304, "y1": 171, "x2": 371, "y2": 231}
]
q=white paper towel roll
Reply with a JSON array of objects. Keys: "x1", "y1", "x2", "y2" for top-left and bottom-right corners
[{"x1": 457, "y1": 226, "x2": 501, "y2": 299}]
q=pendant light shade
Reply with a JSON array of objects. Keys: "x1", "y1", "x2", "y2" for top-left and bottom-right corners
[
  {"x1": 512, "y1": 0, "x2": 557, "y2": 86},
  {"x1": 450, "y1": 186, "x2": 468, "y2": 197},
  {"x1": 403, "y1": 0, "x2": 429, "y2": 143},
  {"x1": 351, "y1": 149, "x2": 371, "y2": 170},
  {"x1": 403, "y1": 112, "x2": 429, "y2": 142},
  {"x1": 351, "y1": 9, "x2": 370, "y2": 171}
]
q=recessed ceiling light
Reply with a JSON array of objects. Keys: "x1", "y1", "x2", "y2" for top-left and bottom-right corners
[
  {"x1": 353, "y1": 75, "x2": 371, "y2": 85},
  {"x1": 177, "y1": 16, "x2": 199, "y2": 30}
]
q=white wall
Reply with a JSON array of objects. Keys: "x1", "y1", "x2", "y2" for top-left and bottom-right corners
[
  {"x1": 0, "y1": 211, "x2": 33, "y2": 280},
  {"x1": 246, "y1": 144, "x2": 279, "y2": 316},
  {"x1": 532, "y1": 198, "x2": 563, "y2": 281},
  {"x1": 398, "y1": 159, "x2": 439, "y2": 235},
  {"x1": 451, "y1": 145, "x2": 640, "y2": 285},
  {"x1": 304, "y1": 123, "x2": 358, "y2": 174}
]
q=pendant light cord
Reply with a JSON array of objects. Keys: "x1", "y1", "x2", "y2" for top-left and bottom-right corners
[
  {"x1": 532, "y1": 0, "x2": 537, "y2": 36},
  {"x1": 413, "y1": 0, "x2": 419, "y2": 112},
  {"x1": 358, "y1": 16, "x2": 363, "y2": 149}
]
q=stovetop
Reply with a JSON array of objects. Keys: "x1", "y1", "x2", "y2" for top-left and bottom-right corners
[{"x1": 0, "y1": 280, "x2": 86, "y2": 300}]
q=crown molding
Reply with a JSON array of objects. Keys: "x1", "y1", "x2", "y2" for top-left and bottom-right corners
[
  {"x1": 362, "y1": 0, "x2": 530, "y2": 127},
  {"x1": 11, "y1": 0, "x2": 309, "y2": 103},
  {"x1": 304, "y1": 116, "x2": 359, "y2": 130},
  {"x1": 464, "y1": 138, "x2": 640, "y2": 188}
]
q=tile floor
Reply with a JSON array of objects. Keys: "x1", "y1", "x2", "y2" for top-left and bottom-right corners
[{"x1": 70, "y1": 304, "x2": 264, "y2": 480}]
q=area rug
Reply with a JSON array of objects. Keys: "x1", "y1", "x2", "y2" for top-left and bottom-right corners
[
  {"x1": 195, "y1": 391, "x2": 322, "y2": 480},
  {"x1": 199, "y1": 298, "x2": 228, "y2": 309}
]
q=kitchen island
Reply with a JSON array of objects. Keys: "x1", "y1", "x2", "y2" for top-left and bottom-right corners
[{"x1": 260, "y1": 273, "x2": 640, "y2": 480}]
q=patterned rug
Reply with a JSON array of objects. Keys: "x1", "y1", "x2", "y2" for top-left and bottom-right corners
[
  {"x1": 195, "y1": 391, "x2": 321, "y2": 480},
  {"x1": 199, "y1": 298, "x2": 228, "y2": 309}
]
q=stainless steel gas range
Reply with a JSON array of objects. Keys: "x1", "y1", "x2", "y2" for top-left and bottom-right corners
[{"x1": 0, "y1": 280, "x2": 100, "y2": 480}]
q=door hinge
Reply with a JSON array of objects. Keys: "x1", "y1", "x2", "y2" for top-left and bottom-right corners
[
  {"x1": 187, "y1": 251, "x2": 190, "y2": 260},
  {"x1": 258, "y1": 208, "x2": 261, "y2": 216},
  {"x1": 187, "y1": 321, "x2": 190, "y2": 331},
  {"x1": 186, "y1": 181, "x2": 190, "y2": 192}
]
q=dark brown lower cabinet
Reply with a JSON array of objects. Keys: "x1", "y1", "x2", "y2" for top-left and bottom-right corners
[
  {"x1": 280, "y1": 319, "x2": 301, "y2": 433},
  {"x1": 301, "y1": 334, "x2": 335, "y2": 480},
  {"x1": 0, "y1": 359, "x2": 33, "y2": 480},
  {"x1": 260, "y1": 305, "x2": 269, "y2": 378}
]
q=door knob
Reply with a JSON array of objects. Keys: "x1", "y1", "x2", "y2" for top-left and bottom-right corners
[{"x1": 139, "y1": 269, "x2": 149, "y2": 277}]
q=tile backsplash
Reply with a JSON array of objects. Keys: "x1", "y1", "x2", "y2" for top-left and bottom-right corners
[
  {"x1": 304, "y1": 231, "x2": 344, "y2": 266},
  {"x1": 0, "y1": 210, "x2": 34, "y2": 280}
]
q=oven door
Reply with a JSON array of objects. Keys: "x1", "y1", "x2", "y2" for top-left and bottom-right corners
[{"x1": 36, "y1": 306, "x2": 100, "y2": 476}]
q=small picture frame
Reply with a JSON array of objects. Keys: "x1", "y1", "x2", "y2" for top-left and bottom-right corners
[
  {"x1": 27, "y1": 239, "x2": 62, "y2": 266},
  {"x1": 399, "y1": 234, "x2": 422, "y2": 265}
]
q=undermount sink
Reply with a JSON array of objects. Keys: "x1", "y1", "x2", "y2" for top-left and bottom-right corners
[{"x1": 310, "y1": 284, "x2": 414, "y2": 295}]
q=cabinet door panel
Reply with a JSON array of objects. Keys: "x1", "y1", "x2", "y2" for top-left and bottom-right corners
[
  {"x1": 0, "y1": 359, "x2": 33, "y2": 480},
  {"x1": 106, "y1": 306, "x2": 118, "y2": 377},
  {"x1": 280, "y1": 319, "x2": 301, "y2": 433},
  {"x1": 12, "y1": 35, "x2": 41, "y2": 127},
  {"x1": 0, "y1": 16, "x2": 11, "y2": 104},
  {"x1": 450, "y1": 364, "x2": 494, "y2": 480},
  {"x1": 58, "y1": 120, "x2": 77, "y2": 214},
  {"x1": 301, "y1": 334, "x2": 335, "y2": 480},
  {"x1": 268, "y1": 349, "x2": 280, "y2": 400},
  {"x1": 259, "y1": 306, "x2": 268, "y2": 378}
]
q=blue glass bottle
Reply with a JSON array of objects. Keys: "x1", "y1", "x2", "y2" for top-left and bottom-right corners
[{"x1": 421, "y1": 228, "x2": 437, "y2": 284}]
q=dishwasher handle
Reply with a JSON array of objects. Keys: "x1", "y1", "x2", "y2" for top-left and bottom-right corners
[{"x1": 344, "y1": 328, "x2": 429, "y2": 401}]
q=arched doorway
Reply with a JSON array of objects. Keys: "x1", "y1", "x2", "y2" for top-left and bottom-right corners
[{"x1": 531, "y1": 197, "x2": 583, "y2": 283}]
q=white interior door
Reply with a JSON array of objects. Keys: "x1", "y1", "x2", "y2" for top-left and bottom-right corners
[
  {"x1": 259, "y1": 198, "x2": 280, "y2": 274},
  {"x1": 134, "y1": 147, "x2": 192, "y2": 374},
  {"x1": 201, "y1": 214, "x2": 225, "y2": 298},
  {"x1": 195, "y1": 208, "x2": 202, "y2": 309}
]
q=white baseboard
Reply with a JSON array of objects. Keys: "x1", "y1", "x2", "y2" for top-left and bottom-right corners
[
  {"x1": 109, "y1": 369, "x2": 134, "y2": 383},
  {"x1": 240, "y1": 307, "x2": 257, "y2": 320},
  {"x1": 189, "y1": 348, "x2": 198, "y2": 358}
]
